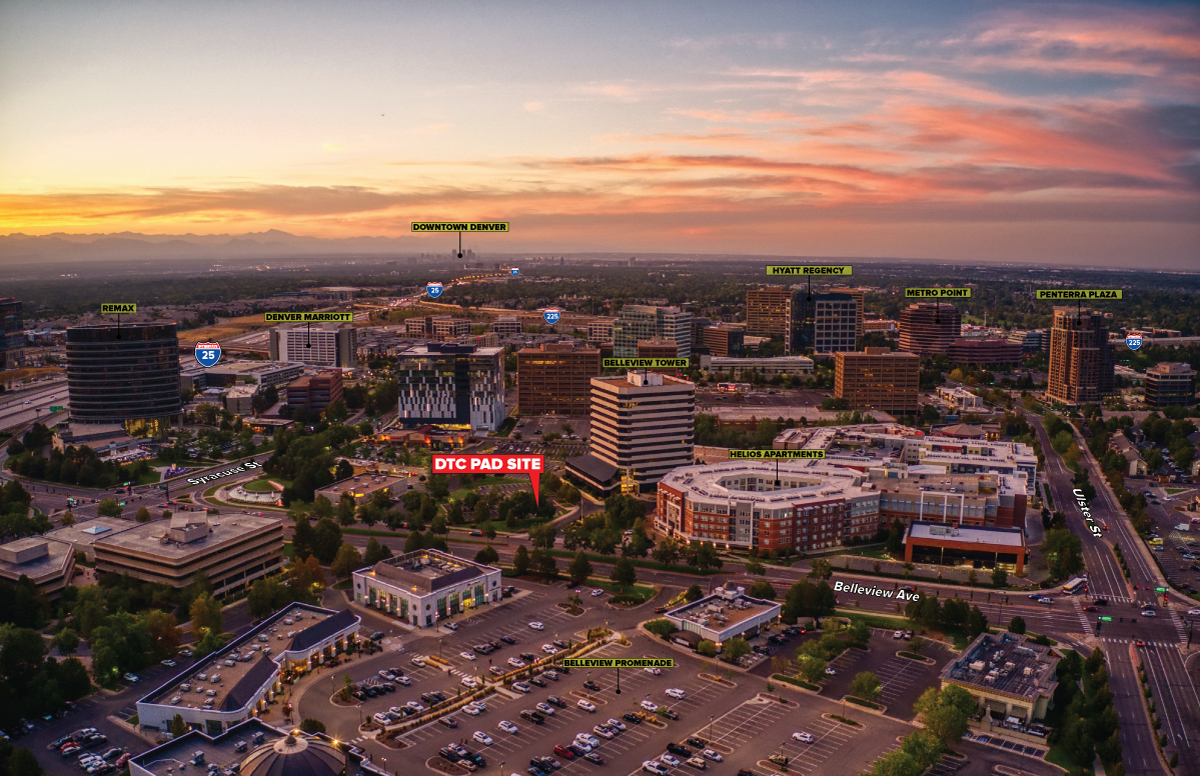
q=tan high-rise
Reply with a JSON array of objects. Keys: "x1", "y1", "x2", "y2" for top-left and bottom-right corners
[
  {"x1": 517, "y1": 341, "x2": 601, "y2": 415},
  {"x1": 831, "y1": 287, "x2": 866, "y2": 339},
  {"x1": 1047, "y1": 308, "x2": 1113, "y2": 405},
  {"x1": 835, "y1": 348, "x2": 919, "y2": 413},
  {"x1": 746, "y1": 286, "x2": 795, "y2": 350}
]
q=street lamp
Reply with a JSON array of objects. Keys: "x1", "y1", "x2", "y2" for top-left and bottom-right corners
[{"x1": 708, "y1": 715, "x2": 713, "y2": 744}]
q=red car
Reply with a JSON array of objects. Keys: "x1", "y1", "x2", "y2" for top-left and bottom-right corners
[
  {"x1": 1083, "y1": 606, "x2": 1098, "y2": 612},
  {"x1": 554, "y1": 745, "x2": 576, "y2": 759},
  {"x1": 1135, "y1": 639, "x2": 1146, "y2": 646}
]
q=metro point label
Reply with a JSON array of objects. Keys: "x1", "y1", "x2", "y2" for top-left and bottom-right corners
[
  {"x1": 101, "y1": 303, "x2": 137, "y2": 313},
  {"x1": 264, "y1": 312, "x2": 355, "y2": 322},
  {"x1": 1035, "y1": 290, "x2": 1123, "y2": 300},
  {"x1": 905, "y1": 288, "x2": 972, "y2": 298},
  {"x1": 729, "y1": 449, "x2": 826, "y2": 459},
  {"x1": 561, "y1": 658, "x2": 674, "y2": 668},
  {"x1": 602, "y1": 358, "x2": 689, "y2": 369},
  {"x1": 766, "y1": 265, "x2": 853, "y2": 276},
  {"x1": 411, "y1": 222, "x2": 510, "y2": 232}
]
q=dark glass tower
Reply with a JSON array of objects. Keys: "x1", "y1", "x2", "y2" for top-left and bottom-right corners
[{"x1": 66, "y1": 323, "x2": 182, "y2": 433}]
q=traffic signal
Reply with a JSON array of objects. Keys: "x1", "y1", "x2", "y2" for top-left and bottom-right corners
[{"x1": 1096, "y1": 617, "x2": 1102, "y2": 632}]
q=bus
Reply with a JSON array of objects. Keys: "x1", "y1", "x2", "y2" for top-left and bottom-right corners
[
  {"x1": 717, "y1": 382, "x2": 752, "y2": 393},
  {"x1": 1063, "y1": 577, "x2": 1088, "y2": 595},
  {"x1": 1148, "y1": 537, "x2": 1164, "y2": 547}
]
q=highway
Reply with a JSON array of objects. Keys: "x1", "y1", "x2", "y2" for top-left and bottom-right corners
[
  {"x1": 1030, "y1": 413, "x2": 1197, "y2": 776},
  {"x1": 0, "y1": 378, "x2": 68, "y2": 430}
]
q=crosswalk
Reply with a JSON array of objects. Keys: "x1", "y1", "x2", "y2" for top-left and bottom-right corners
[
  {"x1": 1167, "y1": 609, "x2": 1188, "y2": 644},
  {"x1": 1097, "y1": 637, "x2": 1181, "y2": 648},
  {"x1": 1070, "y1": 599, "x2": 1095, "y2": 636}
]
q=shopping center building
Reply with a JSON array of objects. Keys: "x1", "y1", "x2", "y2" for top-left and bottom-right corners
[{"x1": 352, "y1": 549, "x2": 503, "y2": 628}]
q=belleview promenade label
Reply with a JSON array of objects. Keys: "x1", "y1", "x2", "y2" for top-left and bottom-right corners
[{"x1": 562, "y1": 658, "x2": 675, "y2": 668}]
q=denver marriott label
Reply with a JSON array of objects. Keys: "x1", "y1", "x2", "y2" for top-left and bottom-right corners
[
  {"x1": 766, "y1": 265, "x2": 852, "y2": 276},
  {"x1": 561, "y1": 658, "x2": 675, "y2": 668},
  {"x1": 603, "y1": 358, "x2": 689, "y2": 369},
  {"x1": 729, "y1": 449, "x2": 826, "y2": 459},
  {"x1": 411, "y1": 222, "x2": 510, "y2": 232},
  {"x1": 1035, "y1": 290, "x2": 1122, "y2": 300},
  {"x1": 264, "y1": 312, "x2": 355, "y2": 322}
]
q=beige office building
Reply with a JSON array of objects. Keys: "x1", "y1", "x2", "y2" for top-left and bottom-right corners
[{"x1": 835, "y1": 348, "x2": 919, "y2": 413}]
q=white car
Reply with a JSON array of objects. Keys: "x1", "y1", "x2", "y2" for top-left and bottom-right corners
[
  {"x1": 578, "y1": 699, "x2": 597, "y2": 712},
  {"x1": 661, "y1": 754, "x2": 682, "y2": 768},
  {"x1": 536, "y1": 702, "x2": 556, "y2": 716},
  {"x1": 701, "y1": 749, "x2": 722, "y2": 762},
  {"x1": 463, "y1": 702, "x2": 482, "y2": 715},
  {"x1": 607, "y1": 718, "x2": 627, "y2": 732},
  {"x1": 665, "y1": 688, "x2": 686, "y2": 700},
  {"x1": 592, "y1": 725, "x2": 614, "y2": 739},
  {"x1": 643, "y1": 762, "x2": 669, "y2": 776},
  {"x1": 498, "y1": 720, "x2": 519, "y2": 734},
  {"x1": 572, "y1": 739, "x2": 594, "y2": 753},
  {"x1": 411, "y1": 656, "x2": 427, "y2": 667},
  {"x1": 529, "y1": 621, "x2": 545, "y2": 630},
  {"x1": 792, "y1": 731, "x2": 814, "y2": 744},
  {"x1": 512, "y1": 682, "x2": 532, "y2": 693},
  {"x1": 460, "y1": 651, "x2": 477, "y2": 661},
  {"x1": 825, "y1": 668, "x2": 837, "y2": 676},
  {"x1": 644, "y1": 667, "x2": 662, "y2": 675},
  {"x1": 472, "y1": 731, "x2": 493, "y2": 746},
  {"x1": 1188, "y1": 608, "x2": 1200, "y2": 616},
  {"x1": 640, "y1": 700, "x2": 659, "y2": 713},
  {"x1": 508, "y1": 657, "x2": 526, "y2": 668},
  {"x1": 542, "y1": 644, "x2": 558, "y2": 654},
  {"x1": 1142, "y1": 609, "x2": 1157, "y2": 618},
  {"x1": 373, "y1": 712, "x2": 391, "y2": 725},
  {"x1": 469, "y1": 700, "x2": 487, "y2": 712},
  {"x1": 123, "y1": 673, "x2": 139, "y2": 683},
  {"x1": 591, "y1": 588, "x2": 604, "y2": 597},
  {"x1": 461, "y1": 677, "x2": 480, "y2": 689},
  {"x1": 578, "y1": 733, "x2": 600, "y2": 747}
]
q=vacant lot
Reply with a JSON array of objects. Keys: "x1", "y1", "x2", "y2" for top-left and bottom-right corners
[{"x1": 178, "y1": 314, "x2": 271, "y2": 345}]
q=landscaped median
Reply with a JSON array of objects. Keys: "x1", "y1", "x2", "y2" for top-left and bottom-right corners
[{"x1": 771, "y1": 673, "x2": 821, "y2": 693}]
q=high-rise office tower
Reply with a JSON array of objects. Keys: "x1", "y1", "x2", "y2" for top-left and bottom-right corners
[
  {"x1": 517, "y1": 341, "x2": 601, "y2": 415},
  {"x1": 0, "y1": 298, "x2": 24, "y2": 370},
  {"x1": 789, "y1": 292, "x2": 858, "y2": 354},
  {"x1": 612, "y1": 305, "x2": 692, "y2": 358},
  {"x1": 570, "y1": 371, "x2": 695, "y2": 493},
  {"x1": 746, "y1": 286, "x2": 796, "y2": 350},
  {"x1": 834, "y1": 348, "x2": 920, "y2": 413},
  {"x1": 1047, "y1": 308, "x2": 1113, "y2": 405},
  {"x1": 1144, "y1": 363, "x2": 1196, "y2": 408},
  {"x1": 395, "y1": 343, "x2": 505, "y2": 432},
  {"x1": 898, "y1": 303, "x2": 961, "y2": 356},
  {"x1": 269, "y1": 323, "x2": 358, "y2": 367},
  {"x1": 66, "y1": 323, "x2": 182, "y2": 434},
  {"x1": 830, "y1": 287, "x2": 866, "y2": 339}
]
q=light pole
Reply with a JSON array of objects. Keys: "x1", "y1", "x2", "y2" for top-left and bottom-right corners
[{"x1": 708, "y1": 715, "x2": 713, "y2": 744}]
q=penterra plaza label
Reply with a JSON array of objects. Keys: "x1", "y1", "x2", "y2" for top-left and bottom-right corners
[{"x1": 432, "y1": 455, "x2": 544, "y2": 503}]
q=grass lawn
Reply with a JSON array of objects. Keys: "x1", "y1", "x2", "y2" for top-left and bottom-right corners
[
  {"x1": 333, "y1": 579, "x2": 352, "y2": 590},
  {"x1": 843, "y1": 546, "x2": 891, "y2": 560},
  {"x1": 283, "y1": 542, "x2": 294, "y2": 559},
  {"x1": 448, "y1": 476, "x2": 524, "y2": 500},
  {"x1": 1164, "y1": 487, "x2": 1188, "y2": 495},
  {"x1": 832, "y1": 609, "x2": 913, "y2": 630},
  {"x1": 1045, "y1": 746, "x2": 1093, "y2": 775},
  {"x1": 243, "y1": 478, "x2": 282, "y2": 493},
  {"x1": 586, "y1": 578, "x2": 656, "y2": 601}
]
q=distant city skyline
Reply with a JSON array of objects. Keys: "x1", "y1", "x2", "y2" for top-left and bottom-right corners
[{"x1": 1, "y1": 0, "x2": 1197, "y2": 268}]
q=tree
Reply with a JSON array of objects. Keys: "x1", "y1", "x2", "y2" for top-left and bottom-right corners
[
  {"x1": 52, "y1": 627, "x2": 80, "y2": 656},
  {"x1": 338, "y1": 492, "x2": 356, "y2": 526},
  {"x1": 899, "y1": 731, "x2": 944, "y2": 771},
  {"x1": 745, "y1": 560, "x2": 766, "y2": 576},
  {"x1": 684, "y1": 584, "x2": 704, "y2": 602},
  {"x1": 886, "y1": 518, "x2": 905, "y2": 555},
  {"x1": 474, "y1": 545, "x2": 500, "y2": 564},
  {"x1": 688, "y1": 541, "x2": 722, "y2": 570},
  {"x1": 187, "y1": 594, "x2": 223, "y2": 642},
  {"x1": 292, "y1": 517, "x2": 315, "y2": 561},
  {"x1": 529, "y1": 523, "x2": 557, "y2": 550},
  {"x1": 568, "y1": 552, "x2": 593, "y2": 585},
  {"x1": 9, "y1": 747, "x2": 46, "y2": 776},
  {"x1": 248, "y1": 576, "x2": 292, "y2": 619},
  {"x1": 311, "y1": 518, "x2": 344, "y2": 565},
  {"x1": 914, "y1": 685, "x2": 975, "y2": 743},
  {"x1": 426, "y1": 473, "x2": 450, "y2": 501},
  {"x1": 430, "y1": 515, "x2": 448, "y2": 535},
  {"x1": 286, "y1": 556, "x2": 326, "y2": 602},
  {"x1": 1008, "y1": 616, "x2": 1027, "y2": 634},
  {"x1": 330, "y1": 543, "x2": 363, "y2": 580},
  {"x1": 846, "y1": 618, "x2": 871, "y2": 648},
  {"x1": 722, "y1": 637, "x2": 751, "y2": 662},
  {"x1": 808, "y1": 559, "x2": 833, "y2": 580},
  {"x1": 169, "y1": 713, "x2": 188, "y2": 738},
  {"x1": 610, "y1": 556, "x2": 637, "y2": 590},
  {"x1": 696, "y1": 640, "x2": 717, "y2": 657},
  {"x1": 799, "y1": 656, "x2": 827, "y2": 684},
  {"x1": 991, "y1": 565, "x2": 1008, "y2": 587},
  {"x1": 59, "y1": 510, "x2": 77, "y2": 527},
  {"x1": 144, "y1": 609, "x2": 183, "y2": 660},
  {"x1": 363, "y1": 537, "x2": 392, "y2": 565},
  {"x1": 512, "y1": 545, "x2": 531, "y2": 576},
  {"x1": 644, "y1": 619, "x2": 677, "y2": 638},
  {"x1": 850, "y1": 671, "x2": 882, "y2": 703},
  {"x1": 96, "y1": 499, "x2": 122, "y2": 518},
  {"x1": 134, "y1": 506, "x2": 152, "y2": 523},
  {"x1": 300, "y1": 717, "x2": 327, "y2": 734},
  {"x1": 966, "y1": 605, "x2": 988, "y2": 639},
  {"x1": 531, "y1": 549, "x2": 558, "y2": 579},
  {"x1": 403, "y1": 531, "x2": 424, "y2": 553},
  {"x1": 747, "y1": 579, "x2": 777, "y2": 600}
]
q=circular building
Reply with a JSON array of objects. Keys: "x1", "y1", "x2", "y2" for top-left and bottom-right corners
[
  {"x1": 897, "y1": 303, "x2": 960, "y2": 357},
  {"x1": 240, "y1": 732, "x2": 345, "y2": 776},
  {"x1": 66, "y1": 322, "x2": 182, "y2": 434}
]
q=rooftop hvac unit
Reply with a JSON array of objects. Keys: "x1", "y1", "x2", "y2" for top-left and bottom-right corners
[
  {"x1": 1023, "y1": 667, "x2": 1033, "y2": 677},
  {"x1": 969, "y1": 661, "x2": 986, "y2": 672}
]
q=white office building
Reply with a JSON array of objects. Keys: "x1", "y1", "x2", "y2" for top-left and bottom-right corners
[
  {"x1": 353, "y1": 549, "x2": 503, "y2": 628},
  {"x1": 268, "y1": 323, "x2": 357, "y2": 368},
  {"x1": 613, "y1": 306, "x2": 692, "y2": 358}
]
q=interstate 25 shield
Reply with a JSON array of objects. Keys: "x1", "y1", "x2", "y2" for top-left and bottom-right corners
[
  {"x1": 196, "y1": 342, "x2": 222, "y2": 368},
  {"x1": 510, "y1": 267, "x2": 520, "y2": 276}
]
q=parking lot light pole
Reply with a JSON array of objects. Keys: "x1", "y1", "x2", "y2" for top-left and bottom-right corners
[{"x1": 709, "y1": 715, "x2": 713, "y2": 743}]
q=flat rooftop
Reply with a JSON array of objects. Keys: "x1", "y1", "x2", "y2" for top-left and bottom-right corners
[
  {"x1": 364, "y1": 549, "x2": 497, "y2": 594},
  {"x1": 909, "y1": 522, "x2": 1025, "y2": 548},
  {"x1": 665, "y1": 585, "x2": 779, "y2": 630},
  {"x1": 95, "y1": 513, "x2": 281, "y2": 560},
  {"x1": 315, "y1": 473, "x2": 405, "y2": 502},
  {"x1": 0, "y1": 537, "x2": 73, "y2": 583},
  {"x1": 46, "y1": 516, "x2": 139, "y2": 549},
  {"x1": 143, "y1": 603, "x2": 346, "y2": 711},
  {"x1": 942, "y1": 632, "x2": 1059, "y2": 701}
]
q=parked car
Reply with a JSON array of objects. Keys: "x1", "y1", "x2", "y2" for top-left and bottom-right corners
[
  {"x1": 584, "y1": 752, "x2": 604, "y2": 764},
  {"x1": 667, "y1": 743, "x2": 691, "y2": 757},
  {"x1": 536, "y1": 702, "x2": 556, "y2": 716},
  {"x1": 583, "y1": 680, "x2": 601, "y2": 691},
  {"x1": 792, "y1": 732, "x2": 814, "y2": 744},
  {"x1": 513, "y1": 682, "x2": 532, "y2": 693},
  {"x1": 701, "y1": 749, "x2": 723, "y2": 762},
  {"x1": 547, "y1": 695, "x2": 567, "y2": 708},
  {"x1": 665, "y1": 688, "x2": 686, "y2": 700},
  {"x1": 472, "y1": 731, "x2": 494, "y2": 746},
  {"x1": 529, "y1": 621, "x2": 545, "y2": 630},
  {"x1": 498, "y1": 720, "x2": 519, "y2": 734},
  {"x1": 578, "y1": 699, "x2": 597, "y2": 712},
  {"x1": 660, "y1": 754, "x2": 682, "y2": 768},
  {"x1": 685, "y1": 757, "x2": 708, "y2": 770},
  {"x1": 643, "y1": 762, "x2": 669, "y2": 776}
]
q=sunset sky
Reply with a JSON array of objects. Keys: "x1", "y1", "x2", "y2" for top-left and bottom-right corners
[{"x1": 1, "y1": 1, "x2": 1198, "y2": 266}]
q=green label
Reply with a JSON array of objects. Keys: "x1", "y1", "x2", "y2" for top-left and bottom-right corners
[
  {"x1": 264, "y1": 312, "x2": 355, "y2": 322},
  {"x1": 1099, "y1": 616, "x2": 1113, "y2": 621},
  {"x1": 729, "y1": 449, "x2": 826, "y2": 459},
  {"x1": 1035, "y1": 290, "x2": 1123, "y2": 300},
  {"x1": 602, "y1": 358, "x2": 689, "y2": 368},
  {"x1": 766, "y1": 265, "x2": 852, "y2": 276},
  {"x1": 101, "y1": 303, "x2": 137, "y2": 313},
  {"x1": 905, "y1": 288, "x2": 972, "y2": 298}
]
